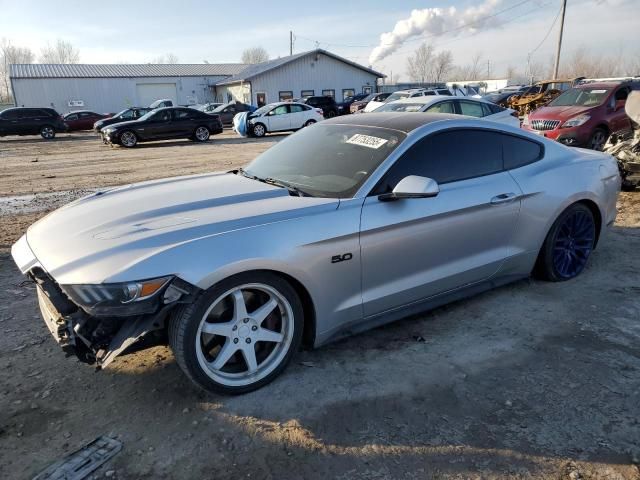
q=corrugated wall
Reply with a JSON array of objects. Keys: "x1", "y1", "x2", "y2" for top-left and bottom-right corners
[
  {"x1": 12, "y1": 76, "x2": 226, "y2": 113},
  {"x1": 223, "y1": 53, "x2": 380, "y2": 105}
]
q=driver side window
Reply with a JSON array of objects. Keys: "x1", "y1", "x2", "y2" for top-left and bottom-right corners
[{"x1": 373, "y1": 129, "x2": 503, "y2": 194}]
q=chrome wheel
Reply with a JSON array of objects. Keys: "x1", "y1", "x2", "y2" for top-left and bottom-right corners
[
  {"x1": 252, "y1": 124, "x2": 266, "y2": 137},
  {"x1": 194, "y1": 126, "x2": 209, "y2": 141},
  {"x1": 40, "y1": 126, "x2": 55, "y2": 139},
  {"x1": 120, "y1": 131, "x2": 137, "y2": 147},
  {"x1": 195, "y1": 283, "x2": 294, "y2": 387}
]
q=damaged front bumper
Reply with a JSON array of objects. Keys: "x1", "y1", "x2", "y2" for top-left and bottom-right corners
[{"x1": 12, "y1": 235, "x2": 198, "y2": 368}]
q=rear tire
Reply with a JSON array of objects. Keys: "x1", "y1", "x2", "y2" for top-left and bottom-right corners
[
  {"x1": 168, "y1": 272, "x2": 304, "y2": 395},
  {"x1": 193, "y1": 126, "x2": 210, "y2": 142},
  {"x1": 325, "y1": 110, "x2": 336, "y2": 118},
  {"x1": 303, "y1": 120, "x2": 316, "y2": 127},
  {"x1": 40, "y1": 125, "x2": 56, "y2": 139},
  {"x1": 534, "y1": 203, "x2": 596, "y2": 282}
]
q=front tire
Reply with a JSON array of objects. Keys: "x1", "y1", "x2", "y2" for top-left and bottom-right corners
[
  {"x1": 169, "y1": 272, "x2": 304, "y2": 395},
  {"x1": 119, "y1": 130, "x2": 137, "y2": 148},
  {"x1": 252, "y1": 123, "x2": 266, "y2": 137},
  {"x1": 588, "y1": 128, "x2": 608, "y2": 151},
  {"x1": 535, "y1": 203, "x2": 596, "y2": 282},
  {"x1": 193, "y1": 126, "x2": 210, "y2": 142},
  {"x1": 40, "y1": 125, "x2": 56, "y2": 139}
]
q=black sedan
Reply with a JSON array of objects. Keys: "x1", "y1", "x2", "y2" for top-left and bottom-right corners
[
  {"x1": 101, "y1": 107, "x2": 223, "y2": 147},
  {"x1": 93, "y1": 107, "x2": 152, "y2": 132}
]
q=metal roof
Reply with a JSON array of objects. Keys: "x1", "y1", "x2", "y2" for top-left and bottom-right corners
[
  {"x1": 10, "y1": 63, "x2": 248, "y2": 79},
  {"x1": 216, "y1": 49, "x2": 385, "y2": 86}
]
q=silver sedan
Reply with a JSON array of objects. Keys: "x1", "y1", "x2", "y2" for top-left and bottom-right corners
[{"x1": 12, "y1": 113, "x2": 620, "y2": 394}]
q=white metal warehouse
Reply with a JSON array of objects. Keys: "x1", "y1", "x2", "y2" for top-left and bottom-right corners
[{"x1": 9, "y1": 49, "x2": 384, "y2": 114}]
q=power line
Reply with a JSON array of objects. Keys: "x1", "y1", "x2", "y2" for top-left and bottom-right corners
[{"x1": 528, "y1": 0, "x2": 563, "y2": 57}]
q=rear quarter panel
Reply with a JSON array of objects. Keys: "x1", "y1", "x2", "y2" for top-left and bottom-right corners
[{"x1": 507, "y1": 141, "x2": 619, "y2": 263}]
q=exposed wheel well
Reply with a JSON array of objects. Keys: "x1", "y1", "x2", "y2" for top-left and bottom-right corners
[
  {"x1": 593, "y1": 124, "x2": 609, "y2": 137},
  {"x1": 576, "y1": 199, "x2": 602, "y2": 248}
]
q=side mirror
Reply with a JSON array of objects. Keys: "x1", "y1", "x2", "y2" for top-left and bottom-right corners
[{"x1": 378, "y1": 176, "x2": 440, "y2": 202}]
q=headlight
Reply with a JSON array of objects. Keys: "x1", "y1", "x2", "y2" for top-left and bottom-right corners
[
  {"x1": 562, "y1": 114, "x2": 590, "y2": 128},
  {"x1": 103, "y1": 128, "x2": 113, "y2": 134},
  {"x1": 61, "y1": 276, "x2": 172, "y2": 316},
  {"x1": 521, "y1": 114, "x2": 529, "y2": 126}
]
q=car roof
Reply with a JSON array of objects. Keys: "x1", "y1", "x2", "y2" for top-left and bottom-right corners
[
  {"x1": 321, "y1": 112, "x2": 461, "y2": 133},
  {"x1": 575, "y1": 82, "x2": 621, "y2": 89},
  {"x1": 388, "y1": 96, "x2": 490, "y2": 105}
]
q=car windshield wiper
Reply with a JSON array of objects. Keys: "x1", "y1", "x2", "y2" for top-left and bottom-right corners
[
  {"x1": 233, "y1": 169, "x2": 312, "y2": 197},
  {"x1": 263, "y1": 177, "x2": 312, "y2": 197}
]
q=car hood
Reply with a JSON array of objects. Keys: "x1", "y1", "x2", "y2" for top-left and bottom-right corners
[
  {"x1": 530, "y1": 105, "x2": 594, "y2": 120},
  {"x1": 25, "y1": 172, "x2": 338, "y2": 284},
  {"x1": 103, "y1": 119, "x2": 142, "y2": 130}
]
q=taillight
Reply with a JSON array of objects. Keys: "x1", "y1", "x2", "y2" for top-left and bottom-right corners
[{"x1": 316, "y1": 108, "x2": 323, "y2": 115}]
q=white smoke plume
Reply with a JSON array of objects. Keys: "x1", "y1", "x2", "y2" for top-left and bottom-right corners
[{"x1": 369, "y1": 0, "x2": 503, "y2": 64}]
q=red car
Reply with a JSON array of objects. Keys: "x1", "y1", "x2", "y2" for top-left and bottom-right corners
[
  {"x1": 522, "y1": 81, "x2": 637, "y2": 150},
  {"x1": 63, "y1": 110, "x2": 113, "y2": 131}
]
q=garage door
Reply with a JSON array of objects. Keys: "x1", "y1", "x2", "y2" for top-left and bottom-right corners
[{"x1": 136, "y1": 83, "x2": 178, "y2": 107}]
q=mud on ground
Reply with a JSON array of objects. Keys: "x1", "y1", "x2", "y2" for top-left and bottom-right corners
[{"x1": 1, "y1": 132, "x2": 639, "y2": 479}]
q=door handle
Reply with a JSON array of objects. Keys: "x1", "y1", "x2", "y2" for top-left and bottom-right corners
[{"x1": 490, "y1": 193, "x2": 518, "y2": 205}]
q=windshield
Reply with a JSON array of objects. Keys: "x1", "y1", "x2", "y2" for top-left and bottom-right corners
[
  {"x1": 385, "y1": 92, "x2": 411, "y2": 102},
  {"x1": 374, "y1": 102, "x2": 424, "y2": 112},
  {"x1": 113, "y1": 109, "x2": 129, "y2": 118},
  {"x1": 212, "y1": 104, "x2": 230, "y2": 113},
  {"x1": 550, "y1": 87, "x2": 611, "y2": 107},
  {"x1": 244, "y1": 124, "x2": 405, "y2": 198},
  {"x1": 252, "y1": 104, "x2": 274, "y2": 116}
]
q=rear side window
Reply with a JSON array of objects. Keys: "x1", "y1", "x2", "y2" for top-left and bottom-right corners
[
  {"x1": 458, "y1": 101, "x2": 485, "y2": 118},
  {"x1": 290, "y1": 104, "x2": 304, "y2": 113},
  {"x1": 174, "y1": 109, "x2": 192, "y2": 119},
  {"x1": 502, "y1": 135, "x2": 543, "y2": 169},
  {"x1": 488, "y1": 103, "x2": 504, "y2": 114}
]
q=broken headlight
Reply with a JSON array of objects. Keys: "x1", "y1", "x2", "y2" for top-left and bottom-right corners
[{"x1": 61, "y1": 276, "x2": 172, "y2": 317}]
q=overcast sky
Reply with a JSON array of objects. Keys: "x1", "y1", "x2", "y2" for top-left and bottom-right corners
[{"x1": 0, "y1": 0, "x2": 637, "y2": 78}]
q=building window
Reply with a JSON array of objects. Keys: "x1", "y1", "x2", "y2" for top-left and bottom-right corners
[
  {"x1": 301, "y1": 90, "x2": 314, "y2": 98},
  {"x1": 363, "y1": 86, "x2": 372, "y2": 94},
  {"x1": 279, "y1": 91, "x2": 293, "y2": 102},
  {"x1": 322, "y1": 89, "x2": 335, "y2": 99},
  {"x1": 256, "y1": 93, "x2": 267, "y2": 107},
  {"x1": 342, "y1": 89, "x2": 355, "y2": 100}
]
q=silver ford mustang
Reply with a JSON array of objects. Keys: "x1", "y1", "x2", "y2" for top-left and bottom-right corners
[{"x1": 12, "y1": 113, "x2": 620, "y2": 394}]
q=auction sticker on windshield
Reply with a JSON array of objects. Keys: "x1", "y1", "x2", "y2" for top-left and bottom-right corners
[{"x1": 346, "y1": 134, "x2": 388, "y2": 149}]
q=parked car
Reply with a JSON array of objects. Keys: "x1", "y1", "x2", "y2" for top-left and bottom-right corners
[
  {"x1": 197, "y1": 102, "x2": 224, "y2": 113},
  {"x1": 483, "y1": 87, "x2": 529, "y2": 108},
  {"x1": 149, "y1": 99, "x2": 174, "y2": 109},
  {"x1": 63, "y1": 111, "x2": 112, "y2": 131},
  {"x1": 101, "y1": 107, "x2": 223, "y2": 147},
  {"x1": 336, "y1": 93, "x2": 369, "y2": 115},
  {"x1": 522, "y1": 81, "x2": 637, "y2": 150},
  {"x1": 245, "y1": 102, "x2": 324, "y2": 137},
  {"x1": 209, "y1": 102, "x2": 254, "y2": 127},
  {"x1": 93, "y1": 108, "x2": 152, "y2": 132},
  {"x1": 363, "y1": 88, "x2": 453, "y2": 114},
  {"x1": 0, "y1": 107, "x2": 67, "y2": 139},
  {"x1": 301, "y1": 96, "x2": 339, "y2": 118},
  {"x1": 373, "y1": 96, "x2": 520, "y2": 127},
  {"x1": 11, "y1": 113, "x2": 619, "y2": 394},
  {"x1": 350, "y1": 92, "x2": 391, "y2": 113}
]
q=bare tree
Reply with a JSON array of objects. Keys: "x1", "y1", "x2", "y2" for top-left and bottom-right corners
[
  {"x1": 39, "y1": 39, "x2": 80, "y2": 64},
  {"x1": 1, "y1": 39, "x2": 34, "y2": 103},
  {"x1": 406, "y1": 43, "x2": 434, "y2": 83},
  {"x1": 150, "y1": 53, "x2": 179, "y2": 64},
  {"x1": 432, "y1": 50, "x2": 454, "y2": 82},
  {"x1": 241, "y1": 47, "x2": 269, "y2": 64}
]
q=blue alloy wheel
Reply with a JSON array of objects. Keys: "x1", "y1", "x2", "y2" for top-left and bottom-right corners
[{"x1": 552, "y1": 208, "x2": 595, "y2": 279}]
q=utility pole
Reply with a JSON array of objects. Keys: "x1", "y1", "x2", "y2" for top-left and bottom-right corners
[
  {"x1": 487, "y1": 60, "x2": 490, "y2": 78},
  {"x1": 289, "y1": 31, "x2": 293, "y2": 56},
  {"x1": 553, "y1": 0, "x2": 567, "y2": 79}
]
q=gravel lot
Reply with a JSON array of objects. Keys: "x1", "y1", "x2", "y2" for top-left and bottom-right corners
[{"x1": 1, "y1": 132, "x2": 639, "y2": 479}]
